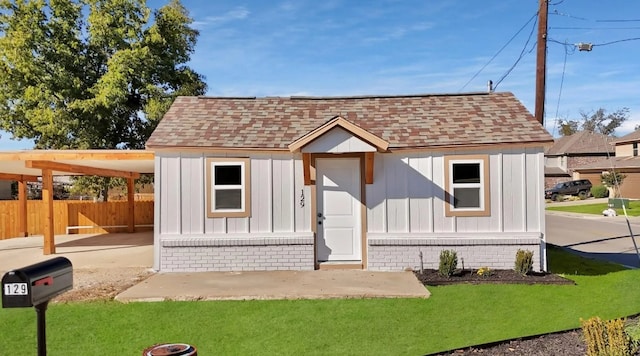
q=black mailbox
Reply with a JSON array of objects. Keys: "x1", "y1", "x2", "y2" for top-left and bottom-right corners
[{"x1": 2, "y1": 257, "x2": 73, "y2": 308}]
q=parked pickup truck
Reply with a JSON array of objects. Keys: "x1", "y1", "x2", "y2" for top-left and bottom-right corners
[{"x1": 545, "y1": 179, "x2": 593, "y2": 201}]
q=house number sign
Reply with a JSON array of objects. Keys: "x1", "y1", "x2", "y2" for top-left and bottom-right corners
[{"x1": 3, "y1": 283, "x2": 28, "y2": 296}]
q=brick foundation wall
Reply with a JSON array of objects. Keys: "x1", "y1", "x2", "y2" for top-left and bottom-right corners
[
  {"x1": 368, "y1": 237, "x2": 542, "y2": 272},
  {"x1": 159, "y1": 235, "x2": 315, "y2": 272}
]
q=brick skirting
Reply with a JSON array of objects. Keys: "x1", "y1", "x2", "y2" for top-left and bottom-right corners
[
  {"x1": 367, "y1": 237, "x2": 542, "y2": 272},
  {"x1": 160, "y1": 235, "x2": 315, "y2": 272}
]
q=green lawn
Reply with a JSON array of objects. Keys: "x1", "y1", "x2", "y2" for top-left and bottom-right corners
[
  {"x1": 547, "y1": 199, "x2": 640, "y2": 216},
  {"x1": 0, "y1": 248, "x2": 637, "y2": 355}
]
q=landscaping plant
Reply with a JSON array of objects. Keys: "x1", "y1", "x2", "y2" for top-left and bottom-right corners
[
  {"x1": 514, "y1": 249, "x2": 533, "y2": 275},
  {"x1": 590, "y1": 185, "x2": 609, "y2": 199},
  {"x1": 438, "y1": 249, "x2": 457, "y2": 277},
  {"x1": 581, "y1": 316, "x2": 633, "y2": 356}
]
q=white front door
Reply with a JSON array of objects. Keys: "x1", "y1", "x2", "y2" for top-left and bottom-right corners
[{"x1": 316, "y1": 158, "x2": 362, "y2": 262}]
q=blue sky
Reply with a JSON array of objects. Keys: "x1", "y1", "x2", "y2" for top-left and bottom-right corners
[{"x1": 2, "y1": 0, "x2": 640, "y2": 149}]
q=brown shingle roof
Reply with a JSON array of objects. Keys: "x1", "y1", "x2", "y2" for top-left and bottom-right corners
[
  {"x1": 574, "y1": 156, "x2": 640, "y2": 171},
  {"x1": 545, "y1": 131, "x2": 615, "y2": 155},
  {"x1": 613, "y1": 129, "x2": 640, "y2": 145},
  {"x1": 146, "y1": 92, "x2": 552, "y2": 150}
]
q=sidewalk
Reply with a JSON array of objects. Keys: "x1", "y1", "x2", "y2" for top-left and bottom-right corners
[{"x1": 115, "y1": 270, "x2": 431, "y2": 302}]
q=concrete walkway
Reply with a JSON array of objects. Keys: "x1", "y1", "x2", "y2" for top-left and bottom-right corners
[
  {"x1": 116, "y1": 270, "x2": 430, "y2": 302},
  {"x1": 0, "y1": 232, "x2": 429, "y2": 301}
]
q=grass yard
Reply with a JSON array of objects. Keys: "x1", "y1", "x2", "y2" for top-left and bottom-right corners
[
  {"x1": 0, "y1": 248, "x2": 637, "y2": 355},
  {"x1": 546, "y1": 199, "x2": 640, "y2": 216}
]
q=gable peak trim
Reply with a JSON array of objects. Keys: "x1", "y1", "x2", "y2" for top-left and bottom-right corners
[{"x1": 288, "y1": 116, "x2": 389, "y2": 153}]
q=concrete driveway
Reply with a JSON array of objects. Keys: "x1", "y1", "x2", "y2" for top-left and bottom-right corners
[
  {"x1": 0, "y1": 232, "x2": 430, "y2": 301},
  {"x1": 0, "y1": 231, "x2": 153, "y2": 274}
]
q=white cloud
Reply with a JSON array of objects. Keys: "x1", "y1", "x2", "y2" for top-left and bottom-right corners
[{"x1": 194, "y1": 6, "x2": 250, "y2": 28}]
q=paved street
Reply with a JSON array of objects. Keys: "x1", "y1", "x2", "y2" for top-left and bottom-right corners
[{"x1": 546, "y1": 212, "x2": 640, "y2": 268}]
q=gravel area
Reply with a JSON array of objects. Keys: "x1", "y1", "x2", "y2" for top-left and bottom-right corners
[{"x1": 53, "y1": 267, "x2": 154, "y2": 302}]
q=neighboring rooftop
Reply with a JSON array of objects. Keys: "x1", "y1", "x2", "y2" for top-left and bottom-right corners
[
  {"x1": 545, "y1": 131, "x2": 615, "y2": 156},
  {"x1": 146, "y1": 92, "x2": 552, "y2": 150},
  {"x1": 612, "y1": 129, "x2": 640, "y2": 145},
  {"x1": 573, "y1": 156, "x2": 640, "y2": 171}
]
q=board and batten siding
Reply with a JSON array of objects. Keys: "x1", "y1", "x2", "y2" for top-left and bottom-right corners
[
  {"x1": 366, "y1": 148, "x2": 546, "y2": 271},
  {"x1": 154, "y1": 152, "x2": 314, "y2": 272},
  {"x1": 366, "y1": 148, "x2": 545, "y2": 234}
]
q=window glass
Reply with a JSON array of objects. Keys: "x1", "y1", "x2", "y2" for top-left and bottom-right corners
[
  {"x1": 214, "y1": 189, "x2": 242, "y2": 209},
  {"x1": 452, "y1": 163, "x2": 480, "y2": 184},
  {"x1": 453, "y1": 187, "x2": 480, "y2": 208},
  {"x1": 215, "y1": 165, "x2": 241, "y2": 185}
]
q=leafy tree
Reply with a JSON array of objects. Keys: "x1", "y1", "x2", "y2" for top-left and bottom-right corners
[
  {"x1": 0, "y1": 0, "x2": 206, "y2": 199},
  {"x1": 557, "y1": 108, "x2": 630, "y2": 136},
  {"x1": 601, "y1": 171, "x2": 626, "y2": 198}
]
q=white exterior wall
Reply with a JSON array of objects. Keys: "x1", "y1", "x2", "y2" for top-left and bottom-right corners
[
  {"x1": 154, "y1": 152, "x2": 314, "y2": 271},
  {"x1": 155, "y1": 147, "x2": 547, "y2": 272},
  {"x1": 366, "y1": 148, "x2": 546, "y2": 271}
]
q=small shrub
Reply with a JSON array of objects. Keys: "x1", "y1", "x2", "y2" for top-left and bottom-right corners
[
  {"x1": 438, "y1": 250, "x2": 457, "y2": 278},
  {"x1": 514, "y1": 249, "x2": 533, "y2": 275},
  {"x1": 591, "y1": 185, "x2": 609, "y2": 199},
  {"x1": 581, "y1": 316, "x2": 633, "y2": 356},
  {"x1": 625, "y1": 319, "x2": 640, "y2": 354},
  {"x1": 476, "y1": 267, "x2": 493, "y2": 278}
]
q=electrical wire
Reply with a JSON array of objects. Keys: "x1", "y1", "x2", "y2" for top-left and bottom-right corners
[
  {"x1": 493, "y1": 15, "x2": 538, "y2": 90},
  {"x1": 458, "y1": 12, "x2": 538, "y2": 92},
  {"x1": 599, "y1": 134, "x2": 640, "y2": 266},
  {"x1": 594, "y1": 37, "x2": 640, "y2": 47},
  {"x1": 550, "y1": 42, "x2": 570, "y2": 137}
]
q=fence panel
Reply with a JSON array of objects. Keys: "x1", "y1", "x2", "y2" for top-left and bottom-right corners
[{"x1": 0, "y1": 200, "x2": 154, "y2": 239}]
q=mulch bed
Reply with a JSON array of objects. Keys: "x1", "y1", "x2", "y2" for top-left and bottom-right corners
[{"x1": 413, "y1": 269, "x2": 575, "y2": 286}]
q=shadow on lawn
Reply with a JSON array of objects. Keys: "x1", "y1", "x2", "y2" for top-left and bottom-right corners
[{"x1": 547, "y1": 244, "x2": 635, "y2": 275}]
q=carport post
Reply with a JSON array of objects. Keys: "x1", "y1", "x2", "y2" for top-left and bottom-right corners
[
  {"x1": 42, "y1": 169, "x2": 55, "y2": 255},
  {"x1": 127, "y1": 177, "x2": 135, "y2": 233},
  {"x1": 18, "y1": 180, "x2": 27, "y2": 237}
]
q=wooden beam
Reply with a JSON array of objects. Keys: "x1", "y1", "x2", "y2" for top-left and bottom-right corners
[
  {"x1": 42, "y1": 169, "x2": 55, "y2": 254},
  {"x1": 302, "y1": 153, "x2": 311, "y2": 185},
  {"x1": 365, "y1": 152, "x2": 374, "y2": 184},
  {"x1": 18, "y1": 181, "x2": 27, "y2": 237},
  {"x1": 0, "y1": 173, "x2": 39, "y2": 181},
  {"x1": 0, "y1": 150, "x2": 154, "y2": 162},
  {"x1": 26, "y1": 160, "x2": 140, "y2": 179},
  {"x1": 127, "y1": 178, "x2": 135, "y2": 233}
]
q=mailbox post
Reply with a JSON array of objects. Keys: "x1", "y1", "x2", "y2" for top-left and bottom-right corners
[{"x1": 2, "y1": 257, "x2": 73, "y2": 356}]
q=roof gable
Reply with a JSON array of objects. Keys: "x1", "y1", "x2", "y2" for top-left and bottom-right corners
[
  {"x1": 289, "y1": 116, "x2": 388, "y2": 153},
  {"x1": 146, "y1": 92, "x2": 553, "y2": 150},
  {"x1": 546, "y1": 131, "x2": 614, "y2": 155},
  {"x1": 613, "y1": 129, "x2": 640, "y2": 145}
]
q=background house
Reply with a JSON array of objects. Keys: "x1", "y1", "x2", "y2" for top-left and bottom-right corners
[
  {"x1": 574, "y1": 129, "x2": 640, "y2": 198},
  {"x1": 147, "y1": 92, "x2": 553, "y2": 273},
  {"x1": 544, "y1": 131, "x2": 614, "y2": 188}
]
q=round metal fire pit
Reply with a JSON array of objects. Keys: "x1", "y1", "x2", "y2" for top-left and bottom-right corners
[{"x1": 142, "y1": 343, "x2": 197, "y2": 356}]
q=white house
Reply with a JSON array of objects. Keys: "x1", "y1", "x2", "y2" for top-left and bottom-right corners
[{"x1": 146, "y1": 92, "x2": 553, "y2": 272}]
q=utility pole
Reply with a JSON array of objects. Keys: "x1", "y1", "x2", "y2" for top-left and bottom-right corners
[{"x1": 535, "y1": 0, "x2": 548, "y2": 125}]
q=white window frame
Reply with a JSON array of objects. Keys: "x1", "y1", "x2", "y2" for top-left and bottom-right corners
[
  {"x1": 206, "y1": 158, "x2": 251, "y2": 218},
  {"x1": 444, "y1": 155, "x2": 490, "y2": 217}
]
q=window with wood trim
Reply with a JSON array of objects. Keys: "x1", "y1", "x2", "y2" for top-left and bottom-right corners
[
  {"x1": 206, "y1": 158, "x2": 250, "y2": 218},
  {"x1": 444, "y1": 155, "x2": 490, "y2": 217},
  {"x1": 634, "y1": 142, "x2": 638, "y2": 157}
]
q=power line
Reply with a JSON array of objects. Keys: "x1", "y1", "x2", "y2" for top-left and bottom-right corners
[
  {"x1": 493, "y1": 14, "x2": 538, "y2": 90},
  {"x1": 551, "y1": 42, "x2": 570, "y2": 137},
  {"x1": 594, "y1": 37, "x2": 640, "y2": 47},
  {"x1": 551, "y1": 26, "x2": 640, "y2": 30},
  {"x1": 458, "y1": 12, "x2": 538, "y2": 92}
]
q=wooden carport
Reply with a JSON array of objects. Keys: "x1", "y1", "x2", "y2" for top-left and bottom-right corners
[{"x1": 0, "y1": 150, "x2": 154, "y2": 254}]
